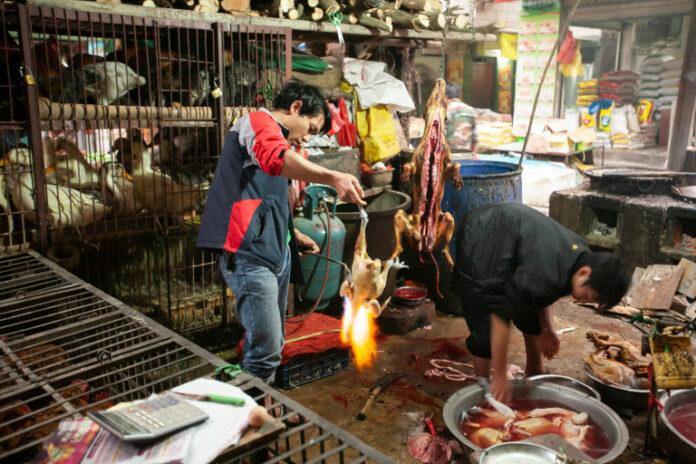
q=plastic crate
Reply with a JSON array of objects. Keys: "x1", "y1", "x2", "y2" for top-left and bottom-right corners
[{"x1": 275, "y1": 348, "x2": 350, "y2": 389}]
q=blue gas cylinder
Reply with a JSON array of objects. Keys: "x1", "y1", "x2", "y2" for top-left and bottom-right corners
[{"x1": 295, "y1": 185, "x2": 346, "y2": 309}]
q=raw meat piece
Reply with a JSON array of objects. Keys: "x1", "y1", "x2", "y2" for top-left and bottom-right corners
[
  {"x1": 470, "y1": 428, "x2": 505, "y2": 448},
  {"x1": 513, "y1": 417, "x2": 556, "y2": 436}
]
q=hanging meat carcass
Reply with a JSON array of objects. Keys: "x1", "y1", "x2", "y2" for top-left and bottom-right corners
[{"x1": 391, "y1": 79, "x2": 462, "y2": 294}]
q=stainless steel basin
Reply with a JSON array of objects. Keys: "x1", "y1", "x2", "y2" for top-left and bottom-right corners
[
  {"x1": 528, "y1": 374, "x2": 600, "y2": 400},
  {"x1": 443, "y1": 381, "x2": 629, "y2": 464},
  {"x1": 584, "y1": 368, "x2": 649, "y2": 410},
  {"x1": 660, "y1": 389, "x2": 696, "y2": 462}
]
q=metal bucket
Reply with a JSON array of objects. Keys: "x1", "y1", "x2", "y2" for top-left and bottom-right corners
[
  {"x1": 335, "y1": 190, "x2": 412, "y2": 303},
  {"x1": 659, "y1": 389, "x2": 696, "y2": 462},
  {"x1": 442, "y1": 382, "x2": 629, "y2": 464},
  {"x1": 335, "y1": 190, "x2": 411, "y2": 269}
]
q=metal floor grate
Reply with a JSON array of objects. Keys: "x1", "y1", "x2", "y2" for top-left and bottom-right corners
[{"x1": 0, "y1": 251, "x2": 395, "y2": 463}]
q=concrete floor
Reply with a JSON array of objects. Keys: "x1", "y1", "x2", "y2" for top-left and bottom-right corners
[{"x1": 285, "y1": 298, "x2": 659, "y2": 463}]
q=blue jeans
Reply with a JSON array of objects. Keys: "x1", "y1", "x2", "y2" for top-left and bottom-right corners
[{"x1": 219, "y1": 247, "x2": 290, "y2": 383}]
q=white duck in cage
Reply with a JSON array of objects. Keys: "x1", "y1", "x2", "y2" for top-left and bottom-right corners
[
  {"x1": 125, "y1": 139, "x2": 208, "y2": 220},
  {"x1": 5, "y1": 147, "x2": 111, "y2": 230},
  {"x1": 48, "y1": 138, "x2": 101, "y2": 190}
]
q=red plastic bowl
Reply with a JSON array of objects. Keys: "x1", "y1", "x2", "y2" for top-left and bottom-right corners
[{"x1": 392, "y1": 286, "x2": 427, "y2": 307}]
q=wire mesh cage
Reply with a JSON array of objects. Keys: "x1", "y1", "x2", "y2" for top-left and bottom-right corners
[
  {"x1": 0, "y1": 5, "x2": 39, "y2": 253},
  {"x1": 0, "y1": 251, "x2": 393, "y2": 464},
  {"x1": 0, "y1": 250, "x2": 224, "y2": 462},
  {"x1": 2, "y1": 3, "x2": 290, "y2": 334}
]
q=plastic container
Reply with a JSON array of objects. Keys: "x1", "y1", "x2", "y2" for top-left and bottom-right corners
[{"x1": 275, "y1": 348, "x2": 350, "y2": 389}]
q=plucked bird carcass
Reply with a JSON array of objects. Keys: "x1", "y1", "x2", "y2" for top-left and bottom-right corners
[
  {"x1": 391, "y1": 79, "x2": 462, "y2": 294},
  {"x1": 584, "y1": 330, "x2": 650, "y2": 389},
  {"x1": 340, "y1": 207, "x2": 407, "y2": 318}
]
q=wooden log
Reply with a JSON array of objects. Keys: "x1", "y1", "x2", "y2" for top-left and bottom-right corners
[
  {"x1": 221, "y1": 0, "x2": 250, "y2": 11},
  {"x1": 400, "y1": 0, "x2": 431, "y2": 12},
  {"x1": 95, "y1": 0, "x2": 122, "y2": 4},
  {"x1": 270, "y1": 0, "x2": 294, "y2": 16},
  {"x1": 359, "y1": 13, "x2": 392, "y2": 32},
  {"x1": 380, "y1": 8, "x2": 428, "y2": 30},
  {"x1": 449, "y1": 14, "x2": 469, "y2": 30},
  {"x1": 287, "y1": 3, "x2": 304, "y2": 19},
  {"x1": 311, "y1": 7, "x2": 324, "y2": 20},
  {"x1": 343, "y1": 12, "x2": 359, "y2": 24},
  {"x1": 425, "y1": 11, "x2": 445, "y2": 30},
  {"x1": 307, "y1": 0, "x2": 319, "y2": 7},
  {"x1": 318, "y1": 0, "x2": 340, "y2": 16},
  {"x1": 362, "y1": 0, "x2": 387, "y2": 9}
]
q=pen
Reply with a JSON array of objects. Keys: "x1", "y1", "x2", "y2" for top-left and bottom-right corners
[{"x1": 173, "y1": 392, "x2": 246, "y2": 406}]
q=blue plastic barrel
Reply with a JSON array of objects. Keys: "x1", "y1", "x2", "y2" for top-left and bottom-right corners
[
  {"x1": 419, "y1": 160, "x2": 522, "y2": 316},
  {"x1": 442, "y1": 160, "x2": 522, "y2": 228}
]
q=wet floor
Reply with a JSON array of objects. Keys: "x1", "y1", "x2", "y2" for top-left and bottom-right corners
[{"x1": 284, "y1": 297, "x2": 661, "y2": 463}]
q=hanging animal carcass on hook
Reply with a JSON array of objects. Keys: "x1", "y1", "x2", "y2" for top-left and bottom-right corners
[{"x1": 391, "y1": 79, "x2": 462, "y2": 295}]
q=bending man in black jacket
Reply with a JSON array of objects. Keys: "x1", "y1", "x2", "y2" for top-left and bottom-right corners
[{"x1": 452, "y1": 204, "x2": 631, "y2": 402}]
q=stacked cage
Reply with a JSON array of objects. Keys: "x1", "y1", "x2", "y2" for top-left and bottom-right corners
[
  {"x1": 0, "y1": 251, "x2": 392, "y2": 464},
  {"x1": 3, "y1": 3, "x2": 290, "y2": 334},
  {"x1": 0, "y1": 251, "x2": 224, "y2": 462}
]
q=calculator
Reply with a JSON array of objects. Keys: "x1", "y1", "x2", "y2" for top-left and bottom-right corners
[{"x1": 88, "y1": 393, "x2": 209, "y2": 444}]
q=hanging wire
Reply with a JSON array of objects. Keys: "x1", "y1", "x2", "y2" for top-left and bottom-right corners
[
  {"x1": 516, "y1": 0, "x2": 584, "y2": 170},
  {"x1": 440, "y1": 0, "x2": 451, "y2": 79}
]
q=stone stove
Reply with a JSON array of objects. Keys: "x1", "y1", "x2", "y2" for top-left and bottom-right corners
[{"x1": 550, "y1": 169, "x2": 696, "y2": 268}]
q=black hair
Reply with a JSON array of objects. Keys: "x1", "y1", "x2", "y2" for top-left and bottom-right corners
[
  {"x1": 272, "y1": 80, "x2": 332, "y2": 134},
  {"x1": 576, "y1": 252, "x2": 632, "y2": 309}
]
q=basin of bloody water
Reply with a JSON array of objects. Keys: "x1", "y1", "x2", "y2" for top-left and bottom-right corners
[
  {"x1": 459, "y1": 398, "x2": 611, "y2": 459},
  {"x1": 667, "y1": 402, "x2": 696, "y2": 444}
]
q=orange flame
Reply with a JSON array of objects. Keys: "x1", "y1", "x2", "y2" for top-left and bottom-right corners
[{"x1": 341, "y1": 297, "x2": 378, "y2": 370}]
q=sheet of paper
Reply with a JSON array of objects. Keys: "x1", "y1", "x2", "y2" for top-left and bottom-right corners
[
  {"x1": 171, "y1": 378, "x2": 257, "y2": 464},
  {"x1": 81, "y1": 426, "x2": 193, "y2": 464}
]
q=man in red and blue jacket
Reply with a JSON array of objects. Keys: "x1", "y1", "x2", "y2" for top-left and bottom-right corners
[{"x1": 197, "y1": 81, "x2": 364, "y2": 382}]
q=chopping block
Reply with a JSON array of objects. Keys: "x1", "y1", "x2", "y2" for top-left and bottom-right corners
[{"x1": 378, "y1": 299, "x2": 435, "y2": 335}]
